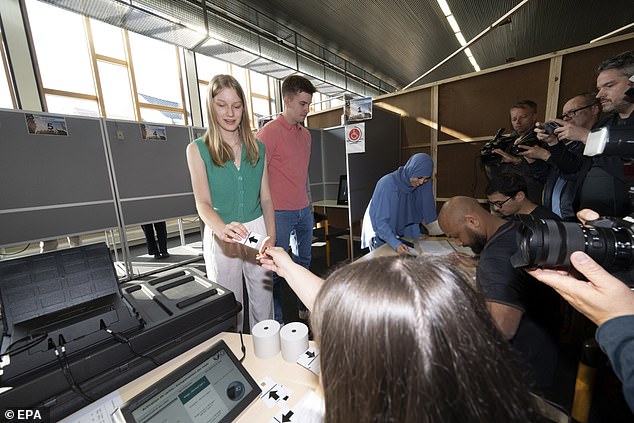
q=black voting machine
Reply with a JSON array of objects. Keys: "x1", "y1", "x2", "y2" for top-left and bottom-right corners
[
  {"x1": 0, "y1": 110, "x2": 240, "y2": 420},
  {"x1": 0, "y1": 244, "x2": 239, "y2": 420}
]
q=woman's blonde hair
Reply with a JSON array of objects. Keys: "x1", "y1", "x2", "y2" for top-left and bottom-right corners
[{"x1": 204, "y1": 74, "x2": 259, "y2": 167}]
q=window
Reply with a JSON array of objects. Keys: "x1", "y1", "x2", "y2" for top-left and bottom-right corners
[
  {"x1": 196, "y1": 54, "x2": 278, "y2": 130},
  {"x1": 310, "y1": 92, "x2": 323, "y2": 112},
  {"x1": 90, "y1": 19, "x2": 126, "y2": 61},
  {"x1": 0, "y1": 29, "x2": 15, "y2": 109},
  {"x1": 249, "y1": 69, "x2": 271, "y2": 125},
  {"x1": 96, "y1": 61, "x2": 135, "y2": 120},
  {"x1": 89, "y1": 18, "x2": 135, "y2": 120},
  {"x1": 25, "y1": 0, "x2": 278, "y2": 128},
  {"x1": 129, "y1": 32, "x2": 186, "y2": 124},
  {"x1": 26, "y1": 0, "x2": 188, "y2": 124},
  {"x1": 196, "y1": 54, "x2": 229, "y2": 127},
  {"x1": 26, "y1": 0, "x2": 98, "y2": 115}
]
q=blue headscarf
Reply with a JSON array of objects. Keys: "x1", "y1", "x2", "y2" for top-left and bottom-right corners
[
  {"x1": 393, "y1": 153, "x2": 434, "y2": 192},
  {"x1": 392, "y1": 153, "x2": 437, "y2": 224}
]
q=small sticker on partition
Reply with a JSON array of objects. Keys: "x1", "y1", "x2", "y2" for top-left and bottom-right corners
[{"x1": 25, "y1": 113, "x2": 68, "y2": 136}]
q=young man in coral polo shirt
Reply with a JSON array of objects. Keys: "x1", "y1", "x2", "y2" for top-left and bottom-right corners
[{"x1": 257, "y1": 75, "x2": 316, "y2": 323}]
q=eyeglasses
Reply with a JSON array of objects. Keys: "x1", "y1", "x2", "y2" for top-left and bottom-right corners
[
  {"x1": 487, "y1": 196, "x2": 512, "y2": 208},
  {"x1": 559, "y1": 103, "x2": 595, "y2": 120}
]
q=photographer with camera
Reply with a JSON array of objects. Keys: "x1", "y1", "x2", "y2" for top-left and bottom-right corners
[
  {"x1": 514, "y1": 93, "x2": 597, "y2": 220},
  {"x1": 574, "y1": 51, "x2": 634, "y2": 217},
  {"x1": 438, "y1": 196, "x2": 560, "y2": 393},
  {"x1": 527, "y1": 208, "x2": 634, "y2": 411},
  {"x1": 482, "y1": 100, "x2": 549, "y2": 205}
]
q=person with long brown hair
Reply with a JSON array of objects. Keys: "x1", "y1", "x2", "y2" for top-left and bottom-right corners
[
  {"x1": 186, "y1": 74, "x2": 274, "y2": 330},
  {"x1": 259, "y1": 249, "x2": 543, "y2": 422}
]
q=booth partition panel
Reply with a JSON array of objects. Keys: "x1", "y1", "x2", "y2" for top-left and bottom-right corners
[
  {"x1": 346, "y1": 106, "x2": 401, "y2": 223},
  {"x1": 321, "y1": 127, "x2": 346, "y2": 201},
  {"x1": 104, "y1": 119, "x2": 196, "y2": 226},
  {"x1": 0, "y1": 109, "x2": 118, "y2": 247},
  {"x1": 308, "y1": 128, "x2": 324, "y2": 202}
]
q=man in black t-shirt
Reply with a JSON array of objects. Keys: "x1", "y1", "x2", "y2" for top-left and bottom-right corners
[{"x1": 439, "y1": 196, "x2": 560, "y2": 388}]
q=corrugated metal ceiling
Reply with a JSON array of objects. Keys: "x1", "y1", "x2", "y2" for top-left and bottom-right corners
[
  {"x1": 238, "y1": 0, "x2": 634, "y2": 88},
  {"x1": 38, "y1": 0, "x2": 634, "y2": 94}
]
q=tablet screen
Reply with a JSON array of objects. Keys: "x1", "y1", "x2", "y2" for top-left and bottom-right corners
[{"x1": 120, "y1": 340, "x2": 260, "y2": 423}]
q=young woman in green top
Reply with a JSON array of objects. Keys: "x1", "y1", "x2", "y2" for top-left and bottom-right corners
[{"x1": 186, "y1": 74, "x2": 275, "y2": 331}]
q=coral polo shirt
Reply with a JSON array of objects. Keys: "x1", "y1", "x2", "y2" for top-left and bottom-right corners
[{"x1": 257, "y1": 115, "x2": 311, "y2": 211}]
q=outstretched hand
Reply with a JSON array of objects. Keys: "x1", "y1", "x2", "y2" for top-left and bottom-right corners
[
  {"x1": 528, "y1": 251, "x2": 634, "y2": 326},
  {"x1": 257, "y1": 246, "x2": 294, "y2": 279},
  {"x1": 221, "y1": 221, "x2": 249, "y2": 243}
]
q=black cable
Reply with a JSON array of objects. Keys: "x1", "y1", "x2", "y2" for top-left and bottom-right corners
[
  {"x1": 238, "y1": 331, "x2": 246, "y2": 363},
  {"x1": 3, "y1": 332, "x2": 47, "y2": 356},
  {"x1": 104, "y1": 328, "x2": 161, "y2": 367},
  {"x1": 55, "y1": 346, "x2": 94, "y2": 403}
]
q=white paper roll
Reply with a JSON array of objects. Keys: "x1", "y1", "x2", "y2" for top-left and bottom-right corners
[
  {"x1": 280, "y1": 322, "x2": 309, "y2": 362},
  {"x1": 251, "y1": 319, "x2": 281, "y2": 359}
]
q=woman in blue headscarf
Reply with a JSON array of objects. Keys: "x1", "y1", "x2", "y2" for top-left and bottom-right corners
[{"x1": 361, "y1": 153, "x2": 439, "y2": 254}]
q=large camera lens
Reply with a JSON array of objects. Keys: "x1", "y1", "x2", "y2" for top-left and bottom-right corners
[{"x1": 510, "y1": 216, "x2": 634, "y2": 270}]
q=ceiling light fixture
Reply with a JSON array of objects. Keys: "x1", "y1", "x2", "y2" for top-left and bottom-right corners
[
  {"x1": 590, "y1": 22, "x2": 634, "y2": 43},
  {"x1": 435, "y1": 0, "x2": 480, "y2": 72},
  {"x1": 404, "y1": 0, "x2": 529, "y2": 90}
]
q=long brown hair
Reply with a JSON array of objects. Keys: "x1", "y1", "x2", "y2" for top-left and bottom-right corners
[
  {"x1": 312, "y1": 256, "x2": 541, "y2": 423},
  {"x1": 204, "y1": 74, "x2": 258, "y2": 167}
]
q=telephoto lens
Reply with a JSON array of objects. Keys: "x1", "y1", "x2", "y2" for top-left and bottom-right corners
[{"x1": 510, "y1": 215, "x2": 634, "y2": 271}]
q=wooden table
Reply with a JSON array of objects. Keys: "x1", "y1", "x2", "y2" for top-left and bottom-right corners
[
  {"x1": 356, "y1": 237, "x2": 478, "y2": 283},
  {"x1": 63, "y1": 332, "x2": 321, "y2": 422}
]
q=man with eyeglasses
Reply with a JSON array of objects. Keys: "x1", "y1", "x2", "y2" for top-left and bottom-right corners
[
  {"x1": 516, "y1": 93, "x2": 598, "y2": 220},
  {"x1": 560, "y1": 51, "x2": 634, "y2": 218},
  {"x1": 573, "y1": 51, "x2": 634, "y2": 218},
  {"x1": 485, "y1": 172, "x2": 560, "y2": 220}
]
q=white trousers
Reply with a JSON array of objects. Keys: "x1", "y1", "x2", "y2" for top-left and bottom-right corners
[{"x1": 203, "y1": 215, "x2": 273, "y2": 331}]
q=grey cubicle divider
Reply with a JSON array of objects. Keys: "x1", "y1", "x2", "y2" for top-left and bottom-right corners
[
  {"x1": 308, "y1": 128, "x2": 324, "y2": 202},
  {"x1": 0, "y1": 109, "x2": 119, "y2": 247},
  {"x1": 191, "y1": 126, "x2": 206, "y2": 141},
  {"x1": 347, "y1": 106, "x2": 401, "y2": 222},
  {"x1": 321, "y1": 127, "x2": 347, "y2": 200},
  {"x1": 104, "y1": 119, "x2": 196, "y2": 226}
]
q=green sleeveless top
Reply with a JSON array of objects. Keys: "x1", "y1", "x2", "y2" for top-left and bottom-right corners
[{"x1": 193, "y1": 138, "x2": 265, "y2": 223}]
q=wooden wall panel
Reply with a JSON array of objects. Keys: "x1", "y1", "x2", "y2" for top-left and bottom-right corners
[
  {"x1": 375, "y1": 89, "x2": 432, "y2": 148},
  {"x1": 305, "y1": 35, "x2": 633, "y2": 204},
  {"x1": 438, "y1": 60, "x2": 550, "y2": 141},
  {"x1": 437, "y1": 141, "x2": 489, "y2": 199},
  {"x1": 558, "y1": 39, "x2": 634, "y2": 109},
  {"x1": 400, "y1": 146, "x2": 431, "y2": 164},
  {"x1": 307, "y1": 108, "x2": 341, "y2": 128}
]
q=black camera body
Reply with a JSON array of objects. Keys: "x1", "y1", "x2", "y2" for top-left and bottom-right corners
[
  {"x1": 509, "y1": 134, "x2": 549, "y2": 155},
  {"x1": 480, "y1": 128, "x2": 515, "y2": 166},
  {"x1": 538, "y1": 121, "x2": 561, "y2": 135},
  {"x1": 510, "y1": 214, "x2": 634, "y2": 272}
]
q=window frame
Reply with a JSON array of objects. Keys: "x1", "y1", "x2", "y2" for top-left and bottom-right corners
[{"x1": 0, "y1": 30, "x2": 17, "y2": 109}]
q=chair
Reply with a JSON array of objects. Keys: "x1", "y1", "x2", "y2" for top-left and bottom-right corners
[{"x1": 313, "y1": 211, "x2": 350, "y2": 267}]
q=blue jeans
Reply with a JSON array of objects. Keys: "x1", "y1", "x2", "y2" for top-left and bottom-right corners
[{"x1": 273, "y1": 206, "x2": 313, "y2": 323}]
